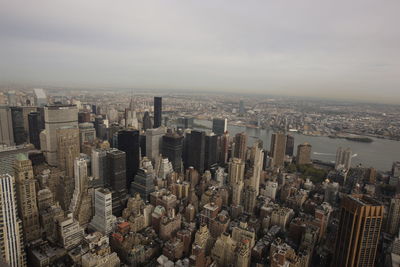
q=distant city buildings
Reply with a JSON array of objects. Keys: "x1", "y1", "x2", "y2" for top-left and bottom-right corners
[{"x1": 0, "y1": 89, "x2": 399, "y2": 266}]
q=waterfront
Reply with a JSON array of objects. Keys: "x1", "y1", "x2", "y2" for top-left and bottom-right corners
[{"x1": 195, "y1": 119, "x2": 400, "y2": 172}]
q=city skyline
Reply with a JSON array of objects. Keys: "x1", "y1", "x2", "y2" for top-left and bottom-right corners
[{"x1": 1, "y1": 1, "x2": 400, "y2": 103}]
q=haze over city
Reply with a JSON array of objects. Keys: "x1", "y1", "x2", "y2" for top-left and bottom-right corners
[{"x1": 1, "y1": 0, "x2": 400, "y2": 103}]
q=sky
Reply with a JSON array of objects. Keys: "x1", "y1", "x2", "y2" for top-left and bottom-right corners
[{"x1": 0, "y1": 1, "x2": 399, "y2": 103}]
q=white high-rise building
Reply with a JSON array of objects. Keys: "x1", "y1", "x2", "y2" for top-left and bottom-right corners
[
  {"x1": 146, "y1": 127, "x2": 165, "y2": 163},
  {"x1": 90, "y1": 188, "x2": 116, "y2": 234},
  {"x1": 0, "y1": 174, "x2": 26, "y2": 267},
  {"x1": 155, "y1": 157, "x2": 173, "y2": 180},
  {"x1": 264, "y1": 181, "x2": 278, "y2": 200},
  {"x1": 92, "y1": 148, "x2": 107, "y2": 185},
  {"x1": 33, "y1": 88, "x2": 47, "y2": 107},
  {"x1": 56, "y1": 213, "x2": 84, "y2": 250},
  {"x1": 335, "y1": 147, "x2": 352, "y2": 170},
  {"x1": 69, "y1": 157, "x2": 88, "y2": 220}
]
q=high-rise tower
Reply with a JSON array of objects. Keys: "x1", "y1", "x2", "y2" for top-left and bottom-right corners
[
  {"x1": 40, "y1": 104, "x2": 78, "y2": 166},
  {"x1": 162, "y1": 132, "x2": 183, "y2": 173},
  {"x1": 212, "y1": 118, "x2": 227, "y2": 135},
  {"x1": 335, "y1": 147, "x2": 352, "y2": 170},
  {"x1": 333, "y1": 195, "x2": 383, "y2": 267},
  {"x1": 118, "y1": 130, "x2": 140, "y2": 187},
  {"x1": 10, "y1": 107, "x2": 26, "y2": 145},
  {"x1": 0, "y1": 106, "x2": 15, "y2": 146},
  {"x1": 296, "y1": 143, "x2": 312, "y2": 165},
  {"x1": 154, "y1": 96, "x2": 162, "y2": 128},
  {"x1": 0, "y1": 174, "x2": 26, "y2": 267},
  {"x1": 28, "y1": 112, "x2": 42, "y2": 149},
  {"x1": 184, "y1": 130, "x2": 205, "y2": 173},
  {"x1": 270, "y1": 132, "x2": 286, "y2": 168},
  {"x1": 13, "y1": 155, "x2": 41, "y2": 242},
  {"x1": 90, "y1": 188, "x2": 116, "y2": 234},
  {"x1": 234, "y1": 132, "x2": 247, "y2": 161}
]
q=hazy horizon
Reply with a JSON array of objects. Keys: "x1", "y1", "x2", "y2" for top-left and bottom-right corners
[{"x1": 1, "y1": 1, "x2": 399, "y2": 103}]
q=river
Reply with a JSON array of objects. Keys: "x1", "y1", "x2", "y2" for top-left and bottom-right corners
[{"x1": 194, "y1": 119, "x2": 400, "y2": 172}]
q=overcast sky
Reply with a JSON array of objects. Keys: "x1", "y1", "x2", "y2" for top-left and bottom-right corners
[{"x1": 0, "y1": 1, "x2": 399, "y2": 103}]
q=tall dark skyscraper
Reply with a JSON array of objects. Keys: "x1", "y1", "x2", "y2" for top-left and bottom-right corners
[
  {"x1": 162, "y1": 133, "x2": 183, "y2": 173},
  {"x1": 28, "y1": 112, "x2": 42, "y2": 149},
  {"x1": 184, "y1": 130, "x2": 205, "y2": 173},
  {"x1": 10, "y1": 107, "x2": 26, "y2": 145},
  {"x1": 285, "y1": 134, "x2": 294, "y2": 156},
  {"x1": 117, "y1": 130, "x2": 140, "y2": 187},
  {"x1": 154, "y1": 96, "x2": 162, "y2": 128},
  {"x1": 333, "y1": 195, "x2": 383, "y2": 267},
  {"x1": 212, "y1": 118, "x2": 227, "y2": 135},
  {"x1": 205, "y1": 133, "x2": 218, "y2": 171},
  {"x1": 94, "y1": 116, "x2": 105, "y2": 139},
  {"x1": 107, "y1": 148, "x2": 128, "y2": 216}
]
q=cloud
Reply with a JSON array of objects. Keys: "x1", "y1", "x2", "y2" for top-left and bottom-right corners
[{"x1": 0, "y1": 0, "x2": 399, "y2": 103}]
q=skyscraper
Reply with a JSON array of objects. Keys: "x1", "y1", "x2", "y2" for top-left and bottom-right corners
[
  {"x1": 333, "y1": 195, "x2": 383, "y2": 267},
  {"x1": 154, "y1": 96, "x2": 162, "y2": 128},
  {"x1": 0, "y1": 106, "x2": 14, "y2": 146},
  {"x1": 118, "y1": 130, "x2": 140, "y2": 187},
  {"x1": 212, "y1": 118, "x2": 227, "y2": 135},
  {"x1": 248, "y1": 140, "x2": 264, "y2": 195},
  {"x1": 228, "y1": 158, "x2": 245, "y2": 206},
  {"x1": 107, "y1": 148, "x2": 128, "y2": 216},
  {"x1": 205, "y1": 133, "x2": 218, "y2": 171},
  {"x1": 239, "y1": 100, "x2": 245, "y2": 116},
  {"x1": 92, "y1": 148, "x2": 108, "y2": 186},
  {"x1": 142, "y1": 111, "x2": 152, "y2": 130},
  {"x1": 56, "y1": 127, "x2": 80, "y2": 178},
  {"x1": 335, "y1": 147, "x2": 352, "y2": 170},
  {"x1": 185, "y1": 130, "x2": 205, "y2": 173},
  {"x1": 130, "y1": 167, "x2": 156, "y2": 201},
  {"x1": 0, "y1": 174, "x2": 26, "y2": 267},
  {"x1": 13, "y1": 155, "x2": 41, "y2": 242},
  {"x1": 234, "y1": 132, "x2": 247, "y2": 161},
  {"x1": 69, "y1": 157, "x2": 92, "y2": 225},
  {"x1": 386, "y1": 195, "x2": 400, "y2": 235},
  {"x1": 40, "y1": 104, "x2": 78, "y2": 166},
  {"x1": 90, "y1": 188, "x2": 116, "y2": 235},
  {"x1": 270, "y1": 132, "x2": 286, "y2": 168},
  {"x1": 10, "y1": 107, "x2": 26, "y2": 145},
  {"x1": 125, "y1": 96, "x2": 139, "y2": 129},
  {"x1": 162, "y1": 132, "x2": 183, "y2": 173},
  {"x1": 296, "y1": 143, "x2": 312, "y2": 165},
  {"x1": 219, "y1": 132, "x2": 230, "y2": 165},
  {"x1": 33, "y1": 88, "x2": 47, "y2": 107},
  {"x1": 146, "y1": 127, "x2": 165, "y2": 163},
  {"x1": 28, "y1": 112, "x2": 42, "y2": 149},
  {"x1": 285, "y1": 135, "x2": 294, "y2": 156}
]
